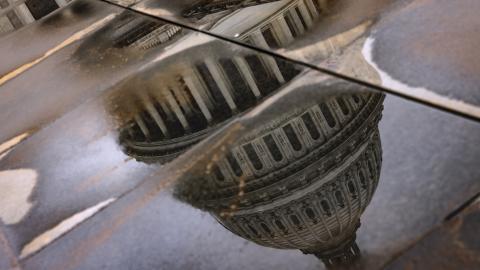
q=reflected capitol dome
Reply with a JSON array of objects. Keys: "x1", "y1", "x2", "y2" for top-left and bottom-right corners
[
  {"x1": 102, "y1": 0, "x2": 385, "y2": 268},
  {"x1": 175, "y1": 91, "x2": 384, "y2": 267}
]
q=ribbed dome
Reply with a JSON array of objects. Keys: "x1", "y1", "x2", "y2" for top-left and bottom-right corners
[
  {"x1": 186, "y1": 93, "x2": 383, "y2": 208},
  {"x1": 175, "y1": 92, "x2": 384, "y2": 264}
]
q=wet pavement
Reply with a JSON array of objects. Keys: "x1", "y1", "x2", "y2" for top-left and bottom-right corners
[
  {"x1": 371, "y1": 0, "x2": 480, "y2": 106},
  {"x1": 386, "y1": 198, "x2": 480, "y2": 270},
  {"x1": 0, "y1": 0, "x2": 480, "y2": 269}
]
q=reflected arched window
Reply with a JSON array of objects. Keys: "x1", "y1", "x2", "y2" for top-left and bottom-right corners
[
  {"x1": 320, "y1": 103, "x2": 336, "y2": 128},
  {"x1": 336, "y1": 98, "x2": 350, "y2": 115},
  {"x1": 283, "y1": 124, "x2": 302, "y2": 151},
  {"x1": 301, "y1": 113, "x2": 321, "y2": 140},
  {"x1": 263, "y1": 135, "x2": 283, "y2": 162},
  {"x1": 226, "y1": 152, "x2": 243, "y2": 177},
  {"x1": 243, "y1": 144, "x2": 264, "y2": 170}
]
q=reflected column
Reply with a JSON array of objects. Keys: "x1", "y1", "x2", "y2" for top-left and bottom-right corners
[{"x1": 249, "y1": 31, "x2": 286, "y2": 84}]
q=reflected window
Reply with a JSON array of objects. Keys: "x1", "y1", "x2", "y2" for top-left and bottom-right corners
[
  {"x1": 320, "y1": 200, "x2": 332, "y2": 216},
  {"x1": 226, "y1": 152, "x2": 243, "y2": 177},
  {"x1": 301, "y1": 113, "x2": 321, "y2": 140},
  {"x1": 243, "y1": 144, "x2": 263, "y2": 170},
  {"x1": 320, "y1": 103, "x2": 336, "y2": 128},
  {"x1": 283, "y1": 124, "x2": 302, "y2": 151},
  {"x1": 347, "y1": 181, "x2": 357, "y2": 198},
  {"x1": 305, "y1": 207, "x2": 316, "y2": 220},
  {"x1": 263, "y1": 135, "x2": 283, "y2": 162},
  {"x1": 290, "y1": 214, "x2": 301, "y2": 227},
  {"x1": 336, "y1": 98, "x2": 350, "y2": 115},
  {"x1": 25, "y1": 0, "x2": 58, "y2": 20}
]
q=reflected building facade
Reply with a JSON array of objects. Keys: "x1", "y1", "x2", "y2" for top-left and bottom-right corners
[
  {"x1": 114, "y1": 0, "x2": 333, "y2": 162},
  {"x1": 184, "y1": 0, "x2": 327, "y2": 23},
  {"x1": 116, "y1": 49, "x2": 301, "y2": 162},
  {"x1": 97, "y1": 1, "x2": 384, "y2": 268},
  {"x1": 0, "y1": 0, "x2": 71, "y2": 36},
  {"x1": 107, "y1": 12, "x2": 183, "y2": 50},
  {"x1": 207, "y1": 0, "x2": 328, "y2": 48},
  {"x1": 178, "y1": 90, "x2": 383, "y2": 267}
]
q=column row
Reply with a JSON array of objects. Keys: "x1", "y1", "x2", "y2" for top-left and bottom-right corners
[
  {"x1": 210, "y1": 95, "x2": 365, "y2": 186},
  {"x1": 128, "y1": 53, "x2": 299, "y2": 142}
]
